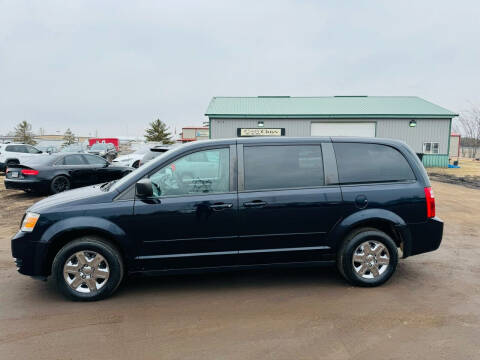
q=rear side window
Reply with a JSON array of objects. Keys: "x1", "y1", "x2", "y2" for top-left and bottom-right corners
[
  {"x1": 333, "y1": 143, "x2": 415, "y2": 184},
  {"x1": 83, "y1": 154, "x2": 107, "y2": 165},
  {"x1": 6, "y1": 145, "x2": 25, "y2": 152},
  {"x1": 61, "y1": 154, "x2": 87, "y2": 165},
  {"x1": 244, "y1": 145, "x2": 324, "y2": 191}
]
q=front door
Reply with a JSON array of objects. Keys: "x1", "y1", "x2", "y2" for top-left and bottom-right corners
[
  {"x1": 133, "y1": 146, "x2": 238, "y2": 270},
  {"x1": 237, "y1": 143, "x2": 343, "y2": 265}
]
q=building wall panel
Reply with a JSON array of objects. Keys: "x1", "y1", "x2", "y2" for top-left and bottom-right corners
[{"x1": 210, "y1": 117, "x2": 451, "y2": 155}]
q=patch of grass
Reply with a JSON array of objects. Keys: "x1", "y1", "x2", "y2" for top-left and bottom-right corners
[{"x1": 427, "y1": 158, "x2": 480, "y2": 177}]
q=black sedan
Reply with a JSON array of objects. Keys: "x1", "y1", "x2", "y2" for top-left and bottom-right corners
[{"x1": 4, "y1": 153, "x2": 133, "y2": 194}]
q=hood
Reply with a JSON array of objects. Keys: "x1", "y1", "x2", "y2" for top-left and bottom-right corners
[
  {"x1": 113, "y1": 154, "x2": 135, "y2": 162},
  {"x1": 29, "y1": 185, "x2": 115, "y2": 213}
]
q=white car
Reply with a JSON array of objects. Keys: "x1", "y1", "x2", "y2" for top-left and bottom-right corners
[
  {"x1": 0, "y1": 143, "x2": 46, "y2": 172},
  {"x1": 111, "y1": 146, "x2": 151, "y2": 168}
]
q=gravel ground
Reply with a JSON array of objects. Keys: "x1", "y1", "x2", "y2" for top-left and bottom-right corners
[{"x1": 0, "y1": 176, "x2": 479, "y2": 360}]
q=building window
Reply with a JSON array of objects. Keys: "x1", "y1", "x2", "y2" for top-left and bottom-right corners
[{"x1": 423, "y1": 142, "x2": 439, "y2": 154}]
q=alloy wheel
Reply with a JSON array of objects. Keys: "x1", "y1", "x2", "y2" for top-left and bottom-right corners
[
  {"x1": 53, "y1": 177, "x2": 69, "y2": 193},
  {"x1": 352, "y1": 240, "x2": 390, "y2": 279},
  {"x1": 63, "y1": 251, "x2": 110, "y2": 294}
]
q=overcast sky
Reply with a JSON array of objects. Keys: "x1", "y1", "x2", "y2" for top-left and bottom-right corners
[{"x1": 1, "y1": 0, "x2": 479, "y2": 138}]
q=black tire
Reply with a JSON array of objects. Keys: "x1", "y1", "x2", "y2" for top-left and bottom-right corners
[
  {"x1": 337, "y1": 227, "x2": 398, "y2": 287},
  {"x1": 50, "y1": 175, "x2": 71, "y2": 194},
  {"x1": 52, "y1": 236, "x2": 124, "y2": 301},
  {"x1": 132, "y1": 160, "x2": 140, "y2": 169}
]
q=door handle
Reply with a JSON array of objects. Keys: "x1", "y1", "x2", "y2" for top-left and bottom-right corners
[
  {"x1": 243, "y1": 200, "x2": 267, "y2": 208},
  {"x1": 209, "y1": 203, "x2": 233, "y2": 211}
]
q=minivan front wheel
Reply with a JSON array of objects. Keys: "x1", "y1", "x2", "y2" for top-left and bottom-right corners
[
  {"x1": 52, "y1": 237, "x2": 124, "y2": 301},
  {"x1": 337, "y1": 228, "x2": 398, "y2": 287}
]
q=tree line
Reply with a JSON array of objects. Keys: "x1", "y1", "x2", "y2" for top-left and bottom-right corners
[
  {"x1": 454, "y1": 105, "x2": 480, "y2": 158},
  {"x1": 9, "y1": 118, "x2": 175, "y2": 147}
]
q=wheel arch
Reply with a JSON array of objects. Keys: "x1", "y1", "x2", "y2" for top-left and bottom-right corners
[
  {"x1": 5, "y1": 158, "x2": 20, "y2": 165},
  {"x1": 42, "y1": 217, "x2": 133, "y2": 275},
  {"x1": 328, "y1": 209, "x2": 412, "y2": 257}
]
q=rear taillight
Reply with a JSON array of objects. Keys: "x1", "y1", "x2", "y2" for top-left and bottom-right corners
[
  {"x1": 424, "y1": 187, "x2": 435, "y2": 218},
  {"x1": 21, "y1": 169, "x2": 39, "y2": 176}
]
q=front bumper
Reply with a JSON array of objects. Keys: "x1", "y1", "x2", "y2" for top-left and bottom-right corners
[
  {"x1": 4, "y1": 178, "x2": 49, "y2": 192},
  {"x1": 11, "y1": 231, "x2": 50, "y2": 277},
  {"x1": 405, "y1": 217, "x2": 444, "y2": 257}
]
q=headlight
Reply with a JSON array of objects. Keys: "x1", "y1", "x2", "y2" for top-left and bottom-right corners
[
  {"x1": 100, "y1": 151, "x2": 106, "y2": 155},
  {"x1": 21, "y1": 212, "x2": 40, "y2": 232}
]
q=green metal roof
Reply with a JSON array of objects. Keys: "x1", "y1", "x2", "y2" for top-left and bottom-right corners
[{"x1": 205, "y1": 96, "x2": 457, "y2": 119}]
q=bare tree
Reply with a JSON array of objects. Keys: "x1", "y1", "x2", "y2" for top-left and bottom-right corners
[{"x1": 458, "y1": 106, "x2": 480, "y2": 158}]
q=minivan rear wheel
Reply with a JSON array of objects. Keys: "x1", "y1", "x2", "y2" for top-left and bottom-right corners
[
  {"x1": 337, "y1": 228, "x2": 398, "y2": 287},
  {"x1": 52, "y1": 237, "x2": 124, "y2": 301}
]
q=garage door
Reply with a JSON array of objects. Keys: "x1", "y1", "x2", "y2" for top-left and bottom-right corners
[{"x1": 311, "y1": 122, "x2": 376, "y2": 137}]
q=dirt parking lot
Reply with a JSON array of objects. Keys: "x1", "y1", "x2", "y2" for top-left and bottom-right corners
[{"x1": 0, "y1": 176, "x2": 479, "y2": 360}]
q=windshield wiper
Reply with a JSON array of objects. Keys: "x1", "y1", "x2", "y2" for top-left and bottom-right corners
[{"x1": 100, "y1": 180, "x2": 117, "y2": 191}]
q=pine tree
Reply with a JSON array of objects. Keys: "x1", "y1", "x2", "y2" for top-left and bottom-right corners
[
  {"x1": 62, "y1": 128, "x2": 76, "y2": 147},
  {"x1": 144, "y1": 119, "x2": 174, "y2": 144},
  {"x1": 14, "y1": 121, "x2": 37, "y2": 145}
]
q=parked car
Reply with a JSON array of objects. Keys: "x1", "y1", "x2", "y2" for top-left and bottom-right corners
[
  {"x1": 61, "y1": 143, "x2": 88, "y2": 153},
  {"x1": 111, "y1": 146, "x2": 152, "y2": 168},
  {"x1": 87, "y1": 143, "x2": 117, "y2": 161},
  {"x1": 139, "y1": 144, "x2": 176, "y2": 166},
  {"x1": 36, "y1": 145, "x2": 60, "y2": 154},
  {"x1": 0, "y1": 143, "x2": 45, "y2": 172},
  {"x1": 4, "y1": 153, "x2": 132, "y2": 194},
  {"x1": 11, "y1": 137, "x2": 443, "y2": 301}
]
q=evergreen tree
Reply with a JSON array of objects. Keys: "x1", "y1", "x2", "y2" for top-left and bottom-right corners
[
  {"x1": 62, "y1": 128, "x2": 76, "y2": 147},
  {"x1": 144, "y1": 119, "x2": 174, "y2": 144},
  {"x1": 14, "y1": 121, "x2": 37, "y2": 145}
]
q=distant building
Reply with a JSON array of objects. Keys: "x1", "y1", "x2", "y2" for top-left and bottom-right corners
[
  {"x1": 205, "y1": 95, "x2": 458, "y2": 167},
  {"x1": 180, "y1": 127, "x2": 209, "y2": 143}
]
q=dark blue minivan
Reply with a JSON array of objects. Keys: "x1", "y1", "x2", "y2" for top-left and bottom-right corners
[{"x1": 11, "y1": 137, "x2": 443, "y2": 301}]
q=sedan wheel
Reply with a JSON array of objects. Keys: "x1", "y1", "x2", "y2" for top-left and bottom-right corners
[{"x1": 51, "y1": 176, "x2": 70, "y2": 194}]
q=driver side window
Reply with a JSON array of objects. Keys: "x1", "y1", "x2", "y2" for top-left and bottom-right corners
[{"x1": 149, "y1": 148, "x2": 230, "y2": 197}]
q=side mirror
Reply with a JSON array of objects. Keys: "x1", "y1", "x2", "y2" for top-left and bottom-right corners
[{"x1": 136, "y1": 178, "x2": 153, "y2": 197}]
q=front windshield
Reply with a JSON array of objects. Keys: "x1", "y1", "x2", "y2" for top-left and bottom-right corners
[{"x1": 91, "y1": 143, "x2": 108, "y2": 150}]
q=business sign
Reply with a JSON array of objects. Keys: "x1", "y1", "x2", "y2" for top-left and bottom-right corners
[{"x1": 237, "y1": 128, "x2": 286, "y2": 137}]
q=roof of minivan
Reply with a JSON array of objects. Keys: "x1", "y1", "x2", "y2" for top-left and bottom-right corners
[
  {"x1": 180, "y1": 136, "x2": 410, "y2": 148},
  {"x1": 206, "y1": 96, "x2": 458, "y2": 119}
]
